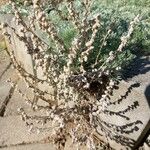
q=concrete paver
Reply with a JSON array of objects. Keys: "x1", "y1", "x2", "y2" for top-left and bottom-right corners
[
  {"x1": 0, "y1": 84, "x2": 11, "y2": 116},
  {"x1": 0, "y1": 55, "x2": 10, "y2": 79},
  {"x1": 4, "y1": 78, "x2": 33, "y2": 116},
  {"x1": 0, "y1": 143, "x2": 55, "y2": 150},
  {"x1": 4, "y1": 78, "x2": 50, "y2": 116},
  {"x1": 0, "y1": 116, "x2": 52, "y2": 147}
]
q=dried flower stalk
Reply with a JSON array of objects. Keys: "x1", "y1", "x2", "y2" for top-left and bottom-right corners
[{"x1": 0, "y1": 0, "x2": 141, "y2": 149}]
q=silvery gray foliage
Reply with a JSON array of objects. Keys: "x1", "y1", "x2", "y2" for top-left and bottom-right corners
[{"x1": 0, "y1": 0, "x2": 141, "y2": 149}]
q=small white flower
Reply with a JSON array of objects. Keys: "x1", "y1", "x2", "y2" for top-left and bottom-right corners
[
  {"x1": 83, "y1": 55, "x2": 88, "y2": 62},
  {"x1": 85, "y1": 40, "x2": 93, "y2": 47},
  {"x1": 116, "y1": 67, "x2": 121, "y2": 70},
  {"x1": 109, "y1": 80, "x2": 115, "y2": 86},
  {"x1": 68, "y1": 101, "x2": 75, "y2": 108},
  {"x1": 109, "y1": 51, "x2": 114, "y2": 56},
  {"x1": 83, "y1": 83, "x2": 90, "y2": 89}
]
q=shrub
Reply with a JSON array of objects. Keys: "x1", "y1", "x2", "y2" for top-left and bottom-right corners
[
  {"x1": 0, "y1": 0, "x2": 141, "y2": 149},
  {"x1": 93, "y1": 0, "x2": 150, "y2": 55}
]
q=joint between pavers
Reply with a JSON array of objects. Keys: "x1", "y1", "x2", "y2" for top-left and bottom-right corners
[
  {"x1": 0, "y1": 81, "x2": 17, "y2": 117},
  {"x1": 0, "y1": 62, "x2": 12, "y2": 81}
]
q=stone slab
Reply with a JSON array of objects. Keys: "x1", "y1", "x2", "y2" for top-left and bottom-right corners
[
  {"x1": 0, "y1": 65, "x2": 18, "y2": 85},
  {"x1": 3, "y1": 90, "x2": 49, "y2": 117},
  {"x1": 0, "y1": 14, "x2": 53, "y2": 104},
  {"x1": 0, "y1": 55, "x2": 15, "y2": 115},
  {"x1": 0, "y1": 84, "x2": 11, "y2": 115},
  {"x1": 0, "y1": 116, "x2": 53, "y2": 147},
  {"x1": 4, "y1": 79, "x2": 33, "y2": 117},
  {"x1": 0, "y1": 143, "x2": 55, "y2": 150},
  {"x1": 97, "y1": 81, "x2": 150, "y2": 150},
  {"x1": 0, "y1": 14, "x2": 34, "y2": 75},
  {"x1": 0, "y1": 49, "x2": 10, "y2": 80},
  {"x1": 4, "y1": 90, "x2": 30, "y2": 116},
  {"x1": 122, "y1": 56, "x2": 150, "y2": 99},
  {"x1": 4, "y1": 78, "x2": 50, "y2": 117},
  {"x1": 0, "y1": 141, "x2": 87, "y2": 150},
  {"x1": 0, "y1": 59, "x2": 18, "y2": 116},
  {"x1": 0, "y1": 116, "x2": 86, "y2": 150}
]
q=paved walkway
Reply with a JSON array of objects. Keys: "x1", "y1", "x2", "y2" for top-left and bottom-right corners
[
  {"x1": 0, "y1": 49, "x2": 80, "y2": 150},
  {"x1": 0, "y1": 46, "x2": 149, "y2": 149},
  {"x1": 0, "y1": 49, "x2": 55, "y2": 150}
]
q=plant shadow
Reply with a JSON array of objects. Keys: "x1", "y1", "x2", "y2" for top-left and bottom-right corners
[{"x1": 121, "y1": 56, "x2": 150, "y2": 80}]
